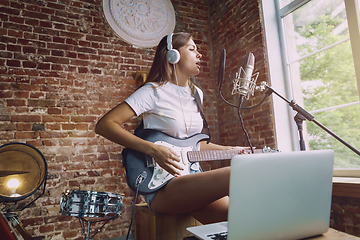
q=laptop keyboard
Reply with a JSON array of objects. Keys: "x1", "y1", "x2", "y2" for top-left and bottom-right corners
[{"x1": 206, "y1": 231, "x2": 227, "y2": 240}]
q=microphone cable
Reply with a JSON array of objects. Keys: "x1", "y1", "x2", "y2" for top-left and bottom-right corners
[
  {"x1": 238, "y1": 95, "x2": 254, "y2": 154},
  {"x1": 217, "y1": 49, "x2": 271, "y2": 110},
  {"x1": 217, "y1": 48, "x2": 270, "y2": 153},
  {"x1": 240, "y1": 90, "x2": 273, "y2": 110},
  {"x1": 219, "y1": 88, "x2": 271, "y2": 109}
]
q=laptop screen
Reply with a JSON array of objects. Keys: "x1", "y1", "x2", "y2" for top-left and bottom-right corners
[{"x1": 227, "y1": 150, "x2": 334, "y2": 240}]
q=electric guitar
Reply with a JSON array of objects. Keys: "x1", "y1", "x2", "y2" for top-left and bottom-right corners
[{"x1": 122, "y1": 129, "x2": 279, "y2": 194}]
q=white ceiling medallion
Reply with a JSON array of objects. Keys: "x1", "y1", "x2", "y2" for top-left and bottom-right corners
[{"x1": 102, "y1": 0, "x2": 176, "y2": 48}]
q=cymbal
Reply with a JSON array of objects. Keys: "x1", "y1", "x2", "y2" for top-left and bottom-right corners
[
  {"x1": 0, "y1": 142, "x2": 47, "y2": 201},
  {"x1": 0, "y1": 171, "x2": 30, "y2": 177}
]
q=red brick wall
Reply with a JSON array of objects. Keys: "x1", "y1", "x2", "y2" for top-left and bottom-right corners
[
  {"x1": 331, "y1": 196, "x2": 360, "y2": 237},
  {"x1": 0, "y1": 0, "x2": 274, "y2": 239},
  {"x1": 209, "y1": 0, "x2": 275, "y2": 150}
]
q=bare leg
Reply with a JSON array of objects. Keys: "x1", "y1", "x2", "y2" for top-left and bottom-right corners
[
  {"x1": 150, "y1": 166, "x2": 230, "y2": 224},
  {"x1": 189, "y1": 196, "x2": 229, "y2": 224}
]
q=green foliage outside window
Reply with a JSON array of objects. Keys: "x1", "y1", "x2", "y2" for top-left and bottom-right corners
[{"x1": 293, "y1": 5, "x2": 360, "y2": 168}]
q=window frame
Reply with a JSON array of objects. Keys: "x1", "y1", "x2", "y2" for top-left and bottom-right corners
[{"x1": 260, "y1": 0, "x2": 360, "y2": 176}]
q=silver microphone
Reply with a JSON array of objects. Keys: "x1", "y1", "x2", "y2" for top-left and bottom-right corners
[{"x1": 232, "y1": 53, "x2": 259, "y2": 99}]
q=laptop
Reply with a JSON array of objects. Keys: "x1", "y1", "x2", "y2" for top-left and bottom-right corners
[{"x1": 187, "y1": 149, "x2": 334, "y2": 240}]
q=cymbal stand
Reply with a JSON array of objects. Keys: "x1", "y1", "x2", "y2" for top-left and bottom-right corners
[
  {"x1": 0, "y1": 208, "x2": 34, "y2": 240},
  {"x1": 77, "y1": 216, "x2": 117, "y2": 240}
]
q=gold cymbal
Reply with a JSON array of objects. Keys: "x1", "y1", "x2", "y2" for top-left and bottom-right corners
[
  {"x1": 0, "y1": 171, "x2": 30, "y2": 177},
  {"x1": 0, "y1": 143, "x2": 47, "y2": 201}
]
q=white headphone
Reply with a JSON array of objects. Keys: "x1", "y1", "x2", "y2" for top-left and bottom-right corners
[{"x1": 166, "y1": 33, "x2": 180, "y2": 64}]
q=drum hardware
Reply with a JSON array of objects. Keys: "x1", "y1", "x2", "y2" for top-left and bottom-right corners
[
  {"x1": 0, "y1": 142, "x2": 48, "y2": 240},
  {"x1": 60, "y1": 190, "x2": 124, "y2": 240},
  {"x1": 78, "y1": 215, "x2": 118, "y2": 240},
  {"x1": 0, "y1": 211, "x2": 17, "y2": 240},
  {"x1": 1, "y1": 212, "x2": 34, "y2": 240}
]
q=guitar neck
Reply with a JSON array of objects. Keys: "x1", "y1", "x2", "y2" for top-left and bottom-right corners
[{"x1": 187, "y1": 149, "x2": 264, "y2": 162}]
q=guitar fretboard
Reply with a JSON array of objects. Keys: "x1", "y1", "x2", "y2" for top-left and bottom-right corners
[{"x1": 187, "y1": 149, "x2": 264, "y2": 162}]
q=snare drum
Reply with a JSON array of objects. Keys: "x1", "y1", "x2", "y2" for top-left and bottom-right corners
[{"x1": 60, "y1": 190, "x2": 123, "y2": 218}]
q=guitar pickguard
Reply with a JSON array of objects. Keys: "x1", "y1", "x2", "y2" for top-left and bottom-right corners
[{"x1": 148, "y1": 141, "x2": 195, "y2": 190}]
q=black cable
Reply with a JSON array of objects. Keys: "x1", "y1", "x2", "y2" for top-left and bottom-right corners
[
  {"x1": 219, "y1": 86, "x2": 238, "y2": 108},
  {"x1": 240, "y1": 93, "x2": 271, "y2": 109},
  {"x1": 126, "y1": 184, "x2": 139, "y2": 240},
  {"x1": 219, "y1": 85, "x2": 272, "y2": 153},
  {"x1": 219, "y1": 86, "x2": 271, "y2": 109},
  {"x1": 238, "y1": 95, "x2": 254, "y2": 154},
  {"x1": 126, "y1": 172, "x2": 146, "y2": 240}
]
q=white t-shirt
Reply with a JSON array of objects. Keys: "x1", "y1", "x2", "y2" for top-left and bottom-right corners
[{"x1": 125, "y1": 82, "x2": 203, "y2": 139}]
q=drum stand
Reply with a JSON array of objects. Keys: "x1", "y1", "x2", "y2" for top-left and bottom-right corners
[
  {"x1": 0, "y1": 211, "x2": 34, "y2": 240},
  {"x1": 77, "y1": 216, "x2": 118, "y2": 240}
]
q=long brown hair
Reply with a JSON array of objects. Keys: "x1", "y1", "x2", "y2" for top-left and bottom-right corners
[{"x1": 145, "y1": 32, "x2": 192, "y2": 86}]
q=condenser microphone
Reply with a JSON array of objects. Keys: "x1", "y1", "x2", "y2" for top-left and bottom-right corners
[
  {"x1": 239, "y1": 53, "x2": 255, "y2": 95},
  {"x1": 232, "y1": 53, "x2": 258, "y2": 100}
]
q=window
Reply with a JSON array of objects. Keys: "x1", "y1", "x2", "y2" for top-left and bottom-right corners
[{"x1": 261, "y1": 0, "x2": 360, "y2": 171}]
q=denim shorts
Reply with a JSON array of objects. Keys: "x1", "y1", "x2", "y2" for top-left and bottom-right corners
[{"x1": 144, "y1": 191, "x2": 157, "y2": 210}]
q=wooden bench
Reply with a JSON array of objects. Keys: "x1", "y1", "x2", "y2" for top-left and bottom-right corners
[
  {"x1": 135, "y1": 203, "x2": 202, "y2": 240},
  {"x1": 134, "y1": 203, "x2": 360, "y2": 240}
]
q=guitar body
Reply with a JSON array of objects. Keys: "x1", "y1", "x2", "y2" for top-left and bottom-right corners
[
  {"x1": 122, "y1": 129, "x2": 279, "y2": 194},
  {"x1": 122, "y1": 129, "x2": 210, "y2": 195}
]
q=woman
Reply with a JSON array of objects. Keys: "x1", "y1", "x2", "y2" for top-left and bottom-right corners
[{"x1": 95, "y1": 32, "x2": 248, "y2": 224}]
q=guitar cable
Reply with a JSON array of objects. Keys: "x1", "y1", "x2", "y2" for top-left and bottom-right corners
[{"x1": 126, "y1": 171, "x2": 146, "y2": 240}]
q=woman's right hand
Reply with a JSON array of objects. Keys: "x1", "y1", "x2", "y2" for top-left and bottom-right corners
[
  {"x1": 95, "y1": 102, "x2": 184, "y2": 176},
  {"x1": 149, "y1": 144, "x2": 183, "y2": 177}
]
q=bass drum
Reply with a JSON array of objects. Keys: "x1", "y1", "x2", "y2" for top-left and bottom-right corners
[{"x1": 60, "y1": 190, "x2": 123, "y2": 218}]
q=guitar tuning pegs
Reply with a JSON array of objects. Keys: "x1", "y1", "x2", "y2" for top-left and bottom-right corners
[{"x1": 262, "y1": 146, "x2": 280, "y2": 153}]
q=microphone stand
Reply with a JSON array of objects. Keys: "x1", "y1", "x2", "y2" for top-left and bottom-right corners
[
  {"x1": 294, "y1": 113, "x2": 306, "y2": 151},
  {"x1": 264, "y1": 85, "x2": 360, "y2": 156}
]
